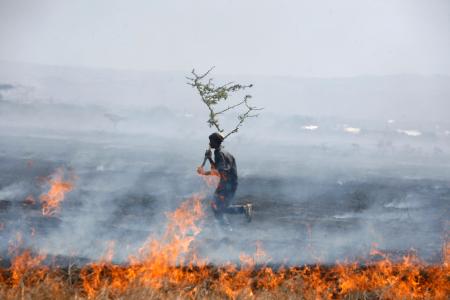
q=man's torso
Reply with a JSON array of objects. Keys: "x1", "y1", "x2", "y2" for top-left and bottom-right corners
[{"x1": 214, "y1": 149, "x2": 238, "y2": 194}]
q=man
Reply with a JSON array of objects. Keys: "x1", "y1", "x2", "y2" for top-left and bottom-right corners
[{"x1": 197, "y1": 132, "x2": 252, "y2": 230}]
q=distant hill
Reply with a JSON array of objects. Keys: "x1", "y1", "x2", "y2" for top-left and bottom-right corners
[{"x1": 0, "y1": 60, "x2": 449, "y2": 124}]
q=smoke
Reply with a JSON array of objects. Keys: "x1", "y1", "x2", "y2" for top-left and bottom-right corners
[
  {"x1": 0, "y1": 182, "x2": 29, "y2": 200},
  {"x1": 0, "y1": 63, "x2": 449, "y2": 266}
]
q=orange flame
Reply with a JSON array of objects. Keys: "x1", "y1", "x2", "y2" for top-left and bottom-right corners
[
  {"x1": 39, "y1": 168, "x2": 74, "y2": 216},
  {"x1": 79, "y1": 192, "x2": 207, "y2": 297}
]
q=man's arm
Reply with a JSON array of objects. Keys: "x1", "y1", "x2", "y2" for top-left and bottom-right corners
[
  {"x1": 207, "y1": 156, "x2": 216, "y2": 169},
  {"x1": 197, "y1": 165, "x2": 220, "y2": 176},
  {"x1": 197, "y1": 149, "x2": 219, "y2": 176},
  {"x1": 197, "y1": 166, "x2": 220, "y2": 176}
]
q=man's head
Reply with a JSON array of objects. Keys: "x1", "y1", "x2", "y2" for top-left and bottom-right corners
[{"x1": 209, "y1": 132, "x2": 224, "y2": 149}]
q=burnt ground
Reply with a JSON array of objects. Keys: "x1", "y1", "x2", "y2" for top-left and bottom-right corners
[{"x1": 0, "y1": 132, "x2": 449, "y2": 267}]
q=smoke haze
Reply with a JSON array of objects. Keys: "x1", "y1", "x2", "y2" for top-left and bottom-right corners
[
  {"x1": 0, "y1": 0, "x2": 449, "y2": 266},
  {"x1": 0, "y1": 61, "x2": 448, "y2": 265}
]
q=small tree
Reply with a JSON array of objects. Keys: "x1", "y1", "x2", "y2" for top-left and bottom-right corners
[{"x1": 186, "y1": 67, "x2": 262, "y2": 140}]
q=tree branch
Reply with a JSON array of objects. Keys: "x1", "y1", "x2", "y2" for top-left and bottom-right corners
[{"x1": 187, "y1": 68, "x2": 262, "y2": 139}]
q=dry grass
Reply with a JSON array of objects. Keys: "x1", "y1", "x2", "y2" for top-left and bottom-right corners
[{"x1": 0, "y1": 262, "x2": 448, "y2": 300}]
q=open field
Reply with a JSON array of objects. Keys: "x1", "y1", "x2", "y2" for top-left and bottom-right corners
[{"x1": 0, "y1": 128, "x2": 449, "y2": 299}]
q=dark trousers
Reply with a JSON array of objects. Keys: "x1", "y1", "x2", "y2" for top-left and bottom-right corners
[{"x1": 211, "y1": 184, "x2": 244, "y2": 226}]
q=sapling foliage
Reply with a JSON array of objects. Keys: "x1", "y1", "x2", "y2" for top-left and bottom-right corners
[{"x1": 186, "y1": 67, "x2": 262, "y2": 139}]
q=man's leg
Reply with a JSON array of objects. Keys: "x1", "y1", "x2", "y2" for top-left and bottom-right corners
[
  {"x1": 222, "y1": 187, "x2": 253, "y2": 222},
  {"x1": 224, "y1": 205, "x2": 244, "y2": 214},
  {"x1": 212, "y1": 193, "x2": 233, "y2": 231},
  {"x1": 225, "y1": 204, "x2": 252, "y2": 222}
]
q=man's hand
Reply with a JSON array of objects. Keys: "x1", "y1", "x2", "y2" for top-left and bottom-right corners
[
  {"x1": 205, "y1": 149, "x2": 212, "y2": 159},
  {"x1": 197, "y1": 166, "x2": 205, "y2": 175}
]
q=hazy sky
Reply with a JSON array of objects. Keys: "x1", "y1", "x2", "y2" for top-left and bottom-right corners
[{"x1": 1, "y1": 0, "x2": 449, "y2": 77}]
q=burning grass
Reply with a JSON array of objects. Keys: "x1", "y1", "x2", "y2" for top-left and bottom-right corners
[
  {"x1": 0, "y1": 255, "x2": 448, "y2": 299},
  {"x1": 0, "y1": 170, "x2": 449, "y2": 299},
  {"x1": 39, "y1": 168, "x2": 74, "y2": 217}
]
